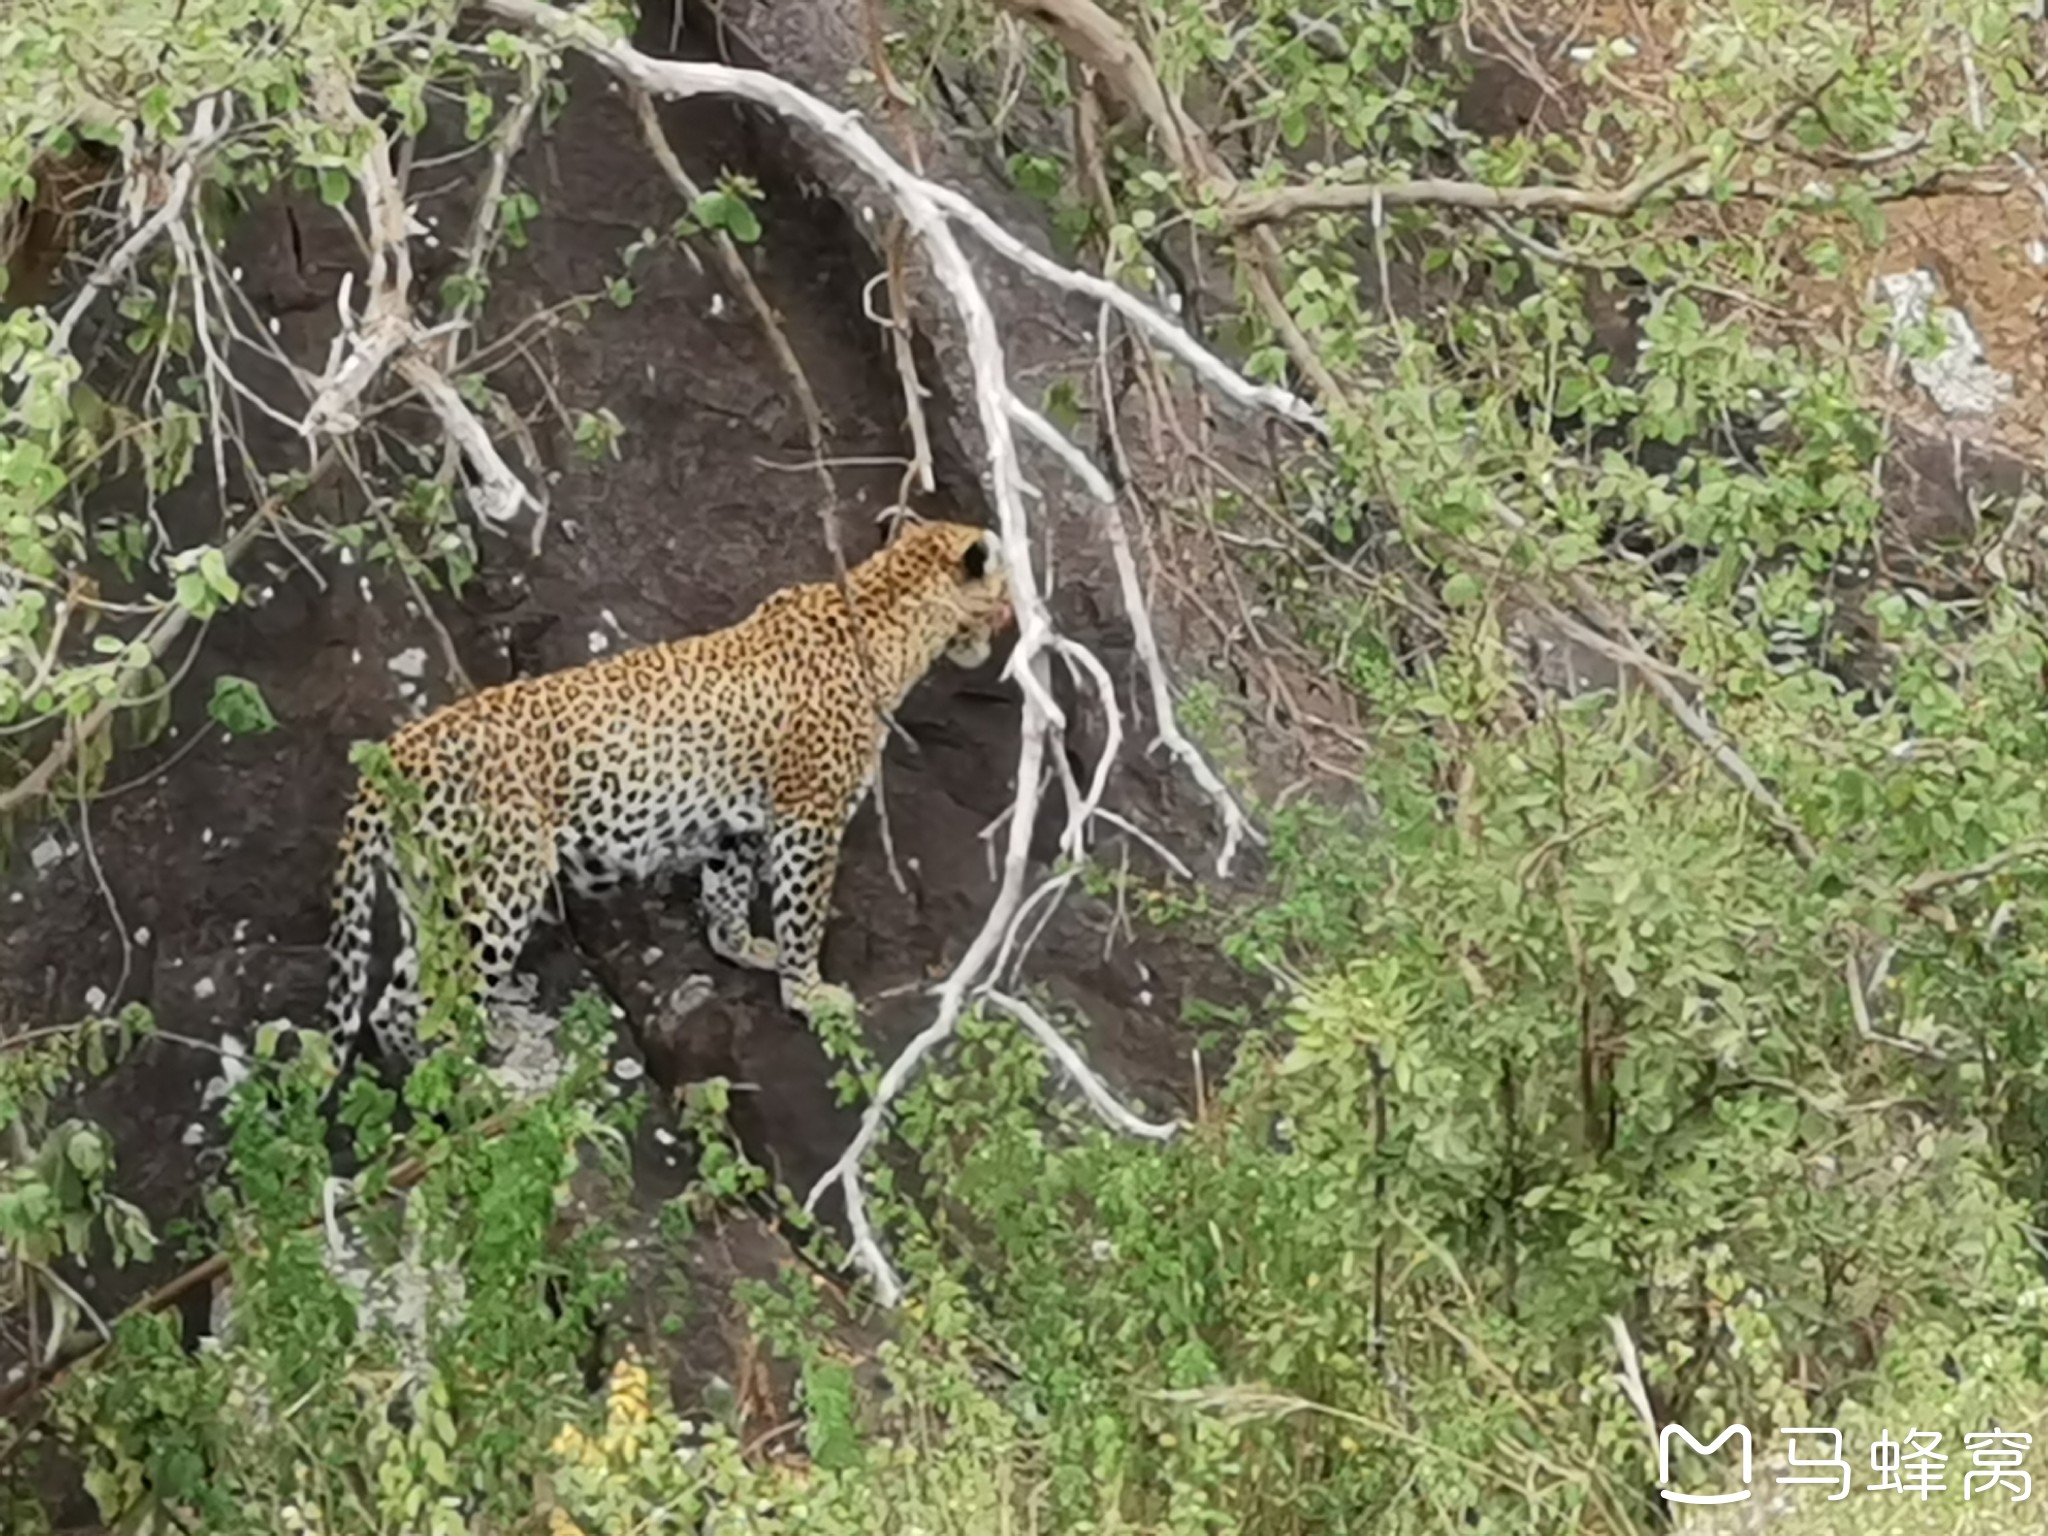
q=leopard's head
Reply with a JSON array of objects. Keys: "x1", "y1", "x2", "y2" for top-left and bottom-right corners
[{"x1": 874, "y1": 515, "x2": 1015, "y2": 670}]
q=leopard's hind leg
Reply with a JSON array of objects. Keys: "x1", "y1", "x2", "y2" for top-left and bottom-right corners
[
  {"x1": 369, "y1": 793, "x2": 560, "y2": 1065},
  {"x1": 701, "y1": 835, "x2": 779, "y2": 972}
]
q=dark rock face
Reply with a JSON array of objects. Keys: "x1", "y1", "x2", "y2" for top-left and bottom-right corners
[{"x1": 0, "y1": 0, "x2": 1265, "y2": 1402}]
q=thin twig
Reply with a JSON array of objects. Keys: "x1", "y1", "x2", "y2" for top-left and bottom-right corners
[
  {"x1": 1222, "y1": 73, "x2": 1836, "y2": 228},
  {"x1": 51, "y1": 96, "x2": 231, "y2": 359},
  {"x1": 1844, "y1": 950, "x2": 1944, "y2": 1061},
  {"x1": 444, "y1": 55, "x2": 550, "y2": 374},
  {"x1": 981, "y1": 990, "x2": 1182, "y2": 1138},
  {"x1": 1903, "y1": 837, "x2": 2048, "y2": 900},
  {"x1": 1536, "y1": 601, "x2": 1816, "y2": 868}
]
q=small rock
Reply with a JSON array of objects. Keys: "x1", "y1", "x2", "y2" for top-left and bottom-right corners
[
  {"x1": 84, "y1": 986, "x2": 107, "y2": 1012},
  {"x1": 388, "y1": 648, "x2": 428, "y2": 680},
  {"x1": 182, "y1": 1123, "x2": 207, "y2": 1147},
  {"x1": 194, "y1": 975, "x2": 217, "y2": 1001},
  {"x1": 30, "y1": 836, "x2": 66, "y2": 873},
  {"x1": 612, "y1": 1057, "x2": 645, "y2": 1083},
  {"x1": 1874, "y1": 268, "x2": 2016, "y2": 417}
]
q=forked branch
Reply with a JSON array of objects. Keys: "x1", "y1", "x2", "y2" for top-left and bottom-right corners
[
  {"x1": 477, "y1": 0, "x2": 1319, "y2": 1303},
  {"x1": 298, "y1": 68, "x2": 538, "y2": 528}
]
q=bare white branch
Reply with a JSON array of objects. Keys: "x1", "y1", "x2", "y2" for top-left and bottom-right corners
[
  {"x1": 477, "y1": 0, "x2": 1312, "y2": 1305},
  {"x1": 982, "y1": 990, "x2": 1184, "y2": 1140},
  {"x1": 927, "y1": 179, "x2": 1327, "y2": 439},
  {"x1": 293, "y1": 68, "x2": 538, "y2": 527},
  {"x1": 393, "y1": 353, "x2": 538, "y2": 526},
  {"x1": 51, "y1": 95, "x2": 232, "y2": 359},
  {"x1": 1092, "y1": 307, "x2": 1260, "y2": 876}
]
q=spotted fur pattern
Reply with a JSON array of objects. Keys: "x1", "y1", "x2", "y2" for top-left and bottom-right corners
[{"x1": 324, "y1": 519, "x2": 1014, "y2": 1065}]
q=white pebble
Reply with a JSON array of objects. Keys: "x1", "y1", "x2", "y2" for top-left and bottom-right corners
[
  {"x1": 612, "y1": 1057, "x2": 645, "y2": 1083},
  {"x1": 84, "y1": 986, "x2": 108, "y2": 1012},
  {"x1": 388, "y1": 648, "x2": 428, "y2": 680},
  {"x1": 193, "y1": 976, "x2": 217, "y2": 1001}
]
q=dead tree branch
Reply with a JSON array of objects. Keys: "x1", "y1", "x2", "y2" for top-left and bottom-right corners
[
  {"x1": 990, "y1": 0, "x2": 1349, "y2": 406},
  {"x1": 1533, "y1": 601, "x2": 1818, "y2": 869},
  {"x1": 1222, "y1": 83, "x2": 1834, "y2": 229},
  {"x1": 477, "y1": 0, "x2": 1318, "y2": 1304},
  {"x1": 298, "y1": 69, "x2": 537, "y2": 529},
  {"x1": 50, "y1": 96, "x2": 232, "y2": 359}
]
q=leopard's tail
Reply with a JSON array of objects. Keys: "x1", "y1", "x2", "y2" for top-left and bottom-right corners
[{"x1": 323, "y1": 790, "x2": 401, "y2": 1069}]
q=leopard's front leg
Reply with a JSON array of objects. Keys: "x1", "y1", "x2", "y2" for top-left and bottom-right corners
[{"x1": 764, "y1": 814, "x2": 855, "y2": 1022}]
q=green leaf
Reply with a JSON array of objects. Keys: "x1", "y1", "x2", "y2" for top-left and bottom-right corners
[
  {"x1": 208, "y1": 675, "x2": 278, "y2": 735},
  {"x1": 1442, "y1": 571, "x2": 1482, "y2": 607},
  {"x1": 174, "y1": 571, "x2": 212, "y2": 616}
]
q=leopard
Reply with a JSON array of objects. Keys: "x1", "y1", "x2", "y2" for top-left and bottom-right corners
[{"x1": 323, "y1": 517, "x2": 1015, "y2": 1070}]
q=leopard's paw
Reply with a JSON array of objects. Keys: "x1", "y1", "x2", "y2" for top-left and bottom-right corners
[
  {"x1": 734, "y1": 935, "x2": 781, "y2": 972},
  {"x1": 782, "y1": 976, "x2": 857, "y2": 1025}
]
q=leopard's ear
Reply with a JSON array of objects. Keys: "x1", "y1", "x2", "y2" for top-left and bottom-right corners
[{"x1": 961, "y1": 529, "x2": 1001, "y2": 582}]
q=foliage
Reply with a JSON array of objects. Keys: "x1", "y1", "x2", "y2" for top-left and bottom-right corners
[{"x1": 36, "y1": 989, "x2": 633, "y2": 1534}]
